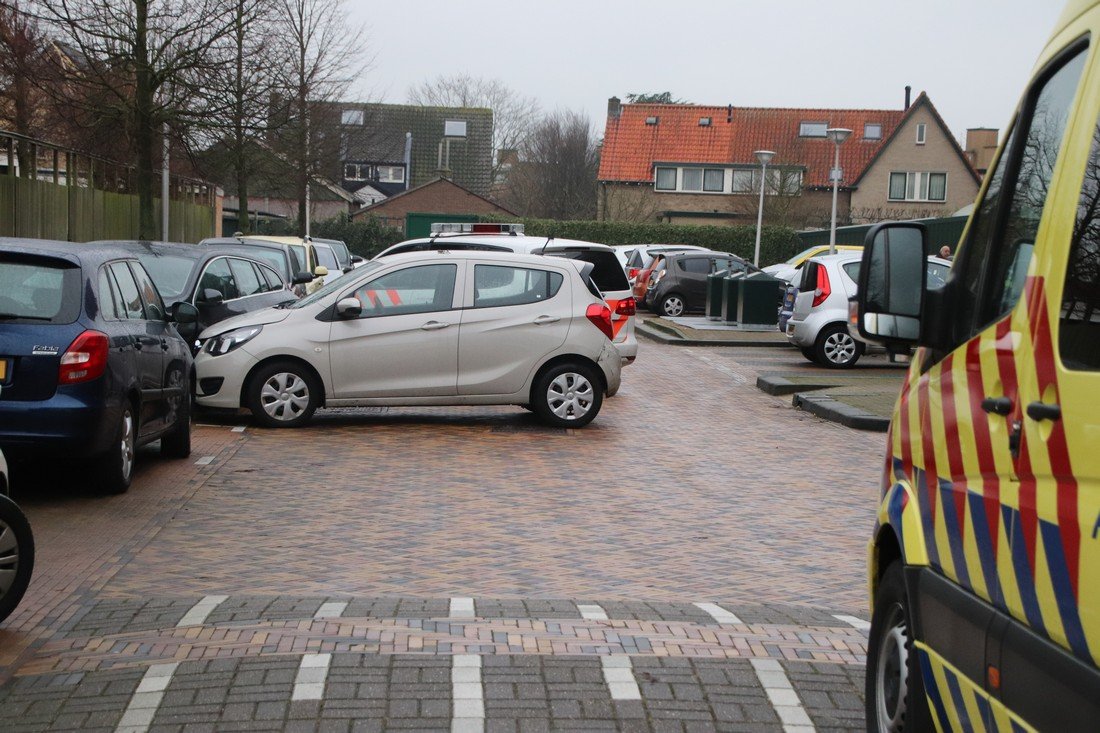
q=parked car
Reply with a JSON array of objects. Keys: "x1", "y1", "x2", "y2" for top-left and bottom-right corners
[
  {"x1": 0, "y1": 448, "x2": 33, "y2": 625},
  {"x1": 627, "y1": 245, "x2": 711, "y2": 297},
  {"x1": 204, "y1": 236, "x2": 337, "y2": 294},
  {"x1": 311, "y1": 237, "x2": 364, "y2": 272},
  {"x1": 101, "y1": 241, "x2": 296, "y2": 351},
  {"x1": 194, "y1": 250, "x2": 621, "y2": 429},
  {"x1": 199, "y1": 237, "x2": 313, "y2": 295},
  {"x1": 644, "y1": 251, "x2": 759, "y2": 317},
  {"x1": 0, "y1": 239, "x2": 197, "y2": 493},
  {"x1": 375, "y1": 226, "x2": 638, "y2": 365},
  {"x1": 762, "y1": 244, "x2": 863, "y2": 283},
  {"x1": 785, "y1": 251, "x2": 950, "y2": 367}
]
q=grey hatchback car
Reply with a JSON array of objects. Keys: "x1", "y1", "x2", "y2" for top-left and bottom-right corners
[{"x1": 644, "y1": 251, "x2": 757, "y2": 317}]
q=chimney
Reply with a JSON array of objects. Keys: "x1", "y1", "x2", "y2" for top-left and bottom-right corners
[
  {"x1": 727, "y1": 104, "x2": 733, "y2": 123},
  {"x1": 904, "y1": 85, "x2": 911, "y2": 110},
  {"x1": 608, "y1": 96, "x2": 622, "y2": 119}
]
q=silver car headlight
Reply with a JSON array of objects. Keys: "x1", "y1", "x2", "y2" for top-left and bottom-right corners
[{"x1": 203, "y1": 325, "x2": 263, "y2": 356}]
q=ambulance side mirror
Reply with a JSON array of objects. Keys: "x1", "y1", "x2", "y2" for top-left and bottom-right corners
[{"x1": 853, "y1": 222, "x2": 927, "y2": 345}]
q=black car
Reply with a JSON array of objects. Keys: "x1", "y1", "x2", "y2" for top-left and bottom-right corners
[
  {"x1": 100, "y1": 241, "x2": 297, "y2": 350},
  {"x1": 0, "y1": 238, "x2": 198, "y2": 494},
  {"x1": 199, "y1": 237, "x2": 314, "y2": 295},
  {"x1": 644, "y1": 251, "x2": 758, "y2": 317}
]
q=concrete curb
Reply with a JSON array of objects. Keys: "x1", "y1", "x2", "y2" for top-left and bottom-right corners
[
  {"x1": 636, "y1": 322, "x2": 792, "y2": 348},
  {"x1": 791, "y1": 392, "x2": 891, "y2": 432},
  {"x1": 755, "y1": 374, "x2": 835, "y2": 396}
]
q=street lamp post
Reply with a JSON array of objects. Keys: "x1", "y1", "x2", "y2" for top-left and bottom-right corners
[
  {"x1": 752, "y1": 149, "x2": 775, "y2": 268},
  {"x1": 825, "y1": 128, "x2": 852, "y2": 255}
]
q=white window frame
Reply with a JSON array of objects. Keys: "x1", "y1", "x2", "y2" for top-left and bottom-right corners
[
  {"x1": 916, "y1": 123, "x2": 927, "y2": 145},
  {"x1": 341, "y1": 109, "x2": 364, "y2": 126},
  {"x1": 376, "y1": 165, "x2": 405, "y2": 183},
  {"x1": 344, "y1": 163, "x2": 367, "y2": 181},
  {"x1": 864, "y1": 123, "x2": 882, "y2": 140},
  {"x1": 799, "y1": 121, "x2": 828, "y2": 137},
  {"x1": 887, "y1": 170, "x2": 948, "y2": 202}
]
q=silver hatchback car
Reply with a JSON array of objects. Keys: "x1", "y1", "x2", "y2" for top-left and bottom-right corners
[
  {"x1": 786, "y1": 252, "x2": 950, "y2": 367},
  {"x1": 194, "y1": 251, "x2": 622, "y2": 428}
]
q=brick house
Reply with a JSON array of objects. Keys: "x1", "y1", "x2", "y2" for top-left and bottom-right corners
[
  {"x1": 597, "y1": 91, "x2": 980, "y2": 229},
  {"x1": 350, "y1": 177, "x2": 517, "y2": 234}
]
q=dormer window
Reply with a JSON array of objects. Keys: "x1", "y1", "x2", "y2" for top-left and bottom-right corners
[
  {"x1": 799, "y1": 121, "x2": 828, "y2": 137},
  {"x1": 864, "y1": 123, "x2": 882, "y2": 140},
  {"x1": 341, "y1": 109, "x2": 364, "y2": 126},
  {"x1": 645, "y1": 116, "x2": 659, "y2": 126},
  {"x1": 699, "y1": 117, "x2": 712, "y2": 126}
]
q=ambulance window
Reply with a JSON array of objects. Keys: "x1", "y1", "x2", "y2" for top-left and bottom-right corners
[
  {"x1": 1059, "y1": 117, "x2": 1100, "y2": 370},
  {"x1": 955, "y1": 45, "x2": 1088, "y2": 341}
]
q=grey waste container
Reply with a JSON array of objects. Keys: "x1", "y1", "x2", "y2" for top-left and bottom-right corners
[
  {"x1": 720, "y1": 271, "x2": 748, "y2": 323},
  {"x1": 726, "y1": 271, "x2": 784, "y2": 326},
  {"x1": 706, "y1": 270, "x2": 730, "y2": 320}
]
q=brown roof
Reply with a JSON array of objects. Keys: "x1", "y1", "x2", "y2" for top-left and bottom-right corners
[
  {"x1": 600, "y1": 101, "x2": 912, "y2": 187},
  {"x1": 351, "y1": 177, "x2": 517, "y2": 218}
]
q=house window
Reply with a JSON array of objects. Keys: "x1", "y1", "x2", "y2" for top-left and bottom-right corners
[
  {"x1": 699, "y1": 117, "x2": 712, "y2": 126},
  {"x1": 444, "y1": 119, "x2": 467, "y2": 137},
  {"x1": 376, "y1": 165, "x2": 405, "y2": 183},
  {"x1": 799, "y1": 121, "x2": 828, "y2": 137},
  {"x1": 341, "y1": 109, "x2": 364, "y2": 126},
  {"x1": 703, "y1": 168, "x2": 724, "y2": 192},
  {"x1": 645, "y1": 116, "x2": 659, "y2": 125},
  {"x1": 654, "y1": 167, "x2": 677, "y2": 191},
  {"x1": 681, "y1": 168, "x2": 703, "y2": 191},
  {"x1": 731, "y1": 169, "x2": 755, "y2": 193},
  {"x1": 344, "y1": 163, "x2": 368, "y2": 181},
  {"x1": 777, "y1": 169, "x2": 803, "y2": 195},
  {"x1": 864, "y1": 123, "x2": 882, "y2": 140},
  {"x1": 888, "y1": 171, "x2": 947, "y2": 202},
  {"x1": 916, "y1": 123, "x2": 927, "y2": 144}
]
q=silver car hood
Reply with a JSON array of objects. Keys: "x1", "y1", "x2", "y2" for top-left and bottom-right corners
[{"x1": 198, "y1": 306, "x2": 294, "y2": 340}]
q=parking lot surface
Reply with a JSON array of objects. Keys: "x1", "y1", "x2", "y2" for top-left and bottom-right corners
[{"x1": 0, "y1": 341, "x2": 887, "y2": 731}]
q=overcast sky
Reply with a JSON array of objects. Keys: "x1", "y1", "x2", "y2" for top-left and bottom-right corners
[{"x1": 345, "y1": 0, "x2": 1065, "y2": 145}]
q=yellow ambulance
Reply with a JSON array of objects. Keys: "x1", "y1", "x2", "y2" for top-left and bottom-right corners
[{"x1": 851, "y1": 1, "x2": 1100, "y2": 730}]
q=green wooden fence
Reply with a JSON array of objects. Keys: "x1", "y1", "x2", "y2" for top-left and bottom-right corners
[{"x1": 1, "y1": 131, "x2": 216, "y2": 243}]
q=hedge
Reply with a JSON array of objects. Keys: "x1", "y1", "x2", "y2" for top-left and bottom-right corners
[
  {"x1": 482, "y1": 216, "x2": 802, "y2": 266},
  {"x1": 252, "y1": 214, "x2": 803, "y2": 265}
]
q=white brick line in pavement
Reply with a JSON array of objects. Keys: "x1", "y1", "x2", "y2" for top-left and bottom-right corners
[
  {"x1": 694, "y1": 602, "x2": 743, "y2": 625},
  {"x1": 314, "y1": 601, "x2": 348, "y2": 619},
  {"x1": 291, "y1": 653, "x2": 331, "y2": 701},
  {"x1": 450, "y1": 597, "x2": 475, "y2": 618},
  {"x1": 114, "y1": 662, "x2": 178, "y2": 733},
  {"x1": 833, "y1": 614, "x2": 871, "y2": 632},
  {"x1": 750, "y1": 658, "x2": 816, "y2": 732},
  {"x1": 231, "y1": 426, "x2": 247, "y2": 432},
  {"x1": 175, "y1": 595, "x2": 228, "y2": 628},
  {"x1": 194, "y1": 456, "x2": 214, "y2": 466},
  {"x1": 601, "y1": 655, "x2": 642, "y2": 700},
  {"x1": 451, "y1": 654, "x2": 484, "y2": 733},
  {"x1": 577, "y1": 604, "x2": 608, "y2": 620}
]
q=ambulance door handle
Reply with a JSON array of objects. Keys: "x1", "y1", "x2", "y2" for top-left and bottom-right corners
[
  {"x1": 981, "y1": 396, "x2": 1012, "y2": 416},
  {"x1": 1026, "y1": 401, "x2": 1061, "y2": 422}
]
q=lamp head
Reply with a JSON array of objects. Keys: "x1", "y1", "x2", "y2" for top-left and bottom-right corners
[
  {"x1": 826, "y1": 128, "x2": 853, "y2": 145},
  {"x1": 753, "y1": 149, "x2": 775, "y2": 166}
]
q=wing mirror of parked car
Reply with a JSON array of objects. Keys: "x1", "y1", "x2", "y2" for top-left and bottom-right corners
[
  {"x1": 314, "y1": 265, "x2": 329, "y2": 278},
  {"x1": 335, "y1": 297, "x2": 362, "y2": 319},
  {"x1": 853, "y1": 222, "x2": 927, "y2": 346},
  {"x1": 292, "y1": 271, "x2": 314, "y2": 285},
  {"x1": 171, "y1": 301, "x2": 200, "y2": 341},
  {"x1": 351, "y1": 255, "x2": 365, "y2": 265},
  {"x1": 198, "y1": 288, "x2": 224, "y2": 305}
]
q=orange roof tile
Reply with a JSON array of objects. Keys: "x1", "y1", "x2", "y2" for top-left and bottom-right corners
[{"x1": 599, "y1": 103, "x2": 907, "y2": 188}]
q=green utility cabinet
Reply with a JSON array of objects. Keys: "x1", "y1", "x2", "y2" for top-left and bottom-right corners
[
  {"x1": 706, "y1": 270, "x2": 730, "y2": 321},
  {"x1": 719, "y1": 271, "x2": 748, "y2": 323},
  {"x1": 723, "y1": 271, "x2": 784, "y2": 326}
]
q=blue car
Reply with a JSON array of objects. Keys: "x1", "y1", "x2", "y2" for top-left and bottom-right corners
[{"x1": 0, "y1": 238, "x2": 198, "y2": 494}]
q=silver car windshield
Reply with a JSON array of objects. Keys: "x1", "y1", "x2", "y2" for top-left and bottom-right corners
[{"x1": 290, "y1": 260, "x2": 384, "y2": 308}]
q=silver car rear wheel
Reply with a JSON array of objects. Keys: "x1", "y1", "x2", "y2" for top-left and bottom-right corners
[
  {"x1": 532, "y1": 363, "x2": 603, "y2": 428},
  {"x1": 815, "y1": 324, "x2": 863, "y2": 368},
  {"x1": 546, "y1": 372, "x2": 595, "y2": 421}
]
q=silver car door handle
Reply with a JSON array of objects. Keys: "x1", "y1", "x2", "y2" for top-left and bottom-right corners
[
  {"x1": 421, "y1": 321, "x2": 450, "y2": 331},
  {"x1": 534, "y1": 315, "x2": 560, "y2": 325}
]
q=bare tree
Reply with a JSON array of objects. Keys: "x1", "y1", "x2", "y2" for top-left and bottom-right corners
[
  {"x1": 0, "y1": 0, "x2": 50, "y2": 175},
  {"x1": 267, "y1": 0, "x2": 365, "y2": 233},
  {"x1": 407, "y1": 74, "x2": 539, "y2": 185},
  {"x1": 503, "y1": 109, "x2": 598, "y2": 220},
  {"x1": 598, "y1": 183, "x2": 661, "y2": 222},
  {"x1": 33, "y1": 0, "x2": 241, "y2": 237}
]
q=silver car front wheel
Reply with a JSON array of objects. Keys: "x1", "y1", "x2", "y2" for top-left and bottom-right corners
[{"x1": 248, "y1": 362, "x2": 320, "y2": 428}]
